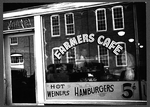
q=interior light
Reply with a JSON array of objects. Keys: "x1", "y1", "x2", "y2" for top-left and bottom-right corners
[
  {"x1": 140, "y1": 45, "x2": 144, "y2": 48},
  {"x1": 88, "y1": 73, "x2": 93, "y2": 77},
  {"x1": 128, "y1": 38, "x2": 134, "y2": 42},
  {"x1": 118, "y1": 31, "x2": 125, "y2": 36}
]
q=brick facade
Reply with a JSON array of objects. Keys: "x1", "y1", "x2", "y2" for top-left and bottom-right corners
[{"x1": 43, "y1": 2, "x2": 137, "y2": 75}]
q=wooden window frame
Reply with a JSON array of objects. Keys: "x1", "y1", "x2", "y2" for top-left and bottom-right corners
[
  {"x1": 115, "y1": 42, "x2": 127, "y2": 67},
  {"x1": 97, "y1": 45, "x2": 109, "y2": 67},
  {"x1": 66, "y1": 47, "x2": 76, "y2": 63},
  {"x1": 52, "y1": 47, "x2": 62, "y2": 64},
  {"x1": 10, "y1": 37, "x2": 18, "y2": 45},
  {"x1": 50, "y1": 15, "x2": 60, "y2": 37},
  {"x1": 112, "y1": 6, "x2": 125, "y2": 30},
  {"x1": 95, "y1": 8, "x2": 107, "y2": 32},
  {"x1": 64, "y1": 12, "x2": 75, "y2": 35}
]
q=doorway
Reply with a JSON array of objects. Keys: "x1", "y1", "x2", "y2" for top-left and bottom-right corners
[{"x1": 4, "y1": 33, "x2": 36, "y2": 104}]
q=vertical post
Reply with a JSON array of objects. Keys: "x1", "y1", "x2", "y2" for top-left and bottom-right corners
[
  {"x1": 28, "y1": 36, "x2": 32, "y2": 75},
  {"x1": 4, "y1": 36, "x2": 12, "y2": 105},
  {"x1": 133, "y1": 3, "x2": 142, "y2": 100},
  {"x1": 86, "y1": 9, "x2": 90, "y2": 59},
  {"x1": 34, "y1": 15, "x2": 45, "y2": 105}
]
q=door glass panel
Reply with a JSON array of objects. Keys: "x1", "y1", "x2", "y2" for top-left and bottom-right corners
[{"x1": 10, "y1": 36, "x2": 36, "y2": 103}]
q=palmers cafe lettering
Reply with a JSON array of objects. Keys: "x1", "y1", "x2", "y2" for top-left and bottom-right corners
[{"x1": 54, "y1": 33, "x2": 123, "y2": 59}]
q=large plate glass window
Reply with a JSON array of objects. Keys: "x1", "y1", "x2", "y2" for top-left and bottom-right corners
[{"x1": 42, "y1": 2, "x2": 146, "y2": 103}]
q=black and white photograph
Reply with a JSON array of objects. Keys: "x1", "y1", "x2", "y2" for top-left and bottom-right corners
[{"x1": 3, "y1": 2, "x2": 147, "y2": 105}]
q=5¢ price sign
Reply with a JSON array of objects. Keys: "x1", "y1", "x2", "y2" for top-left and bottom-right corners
[{"x1": 122, "y1": 83, "x2": 137, "y2": 99}]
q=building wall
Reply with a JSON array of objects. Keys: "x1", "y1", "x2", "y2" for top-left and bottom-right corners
[{"x1": 10, "y1": 36, "x2": 34, "y2": 77}]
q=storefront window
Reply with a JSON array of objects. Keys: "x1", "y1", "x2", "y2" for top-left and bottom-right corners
[
  {"x1": 42, "y1": 2, "x2": 146, "y2": 102},
  {"x1": 44, "y1": 33, "x2": 136, "y2": 82}
]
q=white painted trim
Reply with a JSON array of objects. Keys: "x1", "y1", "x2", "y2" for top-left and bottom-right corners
[
  {"x1": 66, "y1": 49, "x2": 69, "y2": 63},
  {"x1": 5, "y1": 32, "x2": 34, "y2": 38},
  {"x1": 95, "y1": 8, "x2": 107, "y2": 32},
  {"x1": 11, "y1": 103, "x2": 40, "y2": 106},
  {"x1": 52, "y1": 47, "x2": 58, "y2": 64},
  {"x1": 3, "y1": 2, "x2": 121, "y2": 20},
  {"x1": 43, "y1": 99, "x2": 146, "y2": 105},
  {"x1": 34, "y1": 16, "x2": 45, "y2": 104},
  {"x1": 40, "y1": 16, "x2": 47, "y2": 105},
  {"x1": 3, "y1": 39, "x2": 7, "y2": 105},
  {"x1": 112, "y1": 6, "x2": 125, "y2": 31},
  {"x1": 97, "y1": 45, "x2": 100, "y2": 63},
  {"x1": 64, "y1": 12, "x2": 75, "y2": 35},
  {"x1": 4, "y1": 35, "x2": 12, "y2": 105},
  {"x1": 3, "y1": 27, "x2": 34, "y2": 34},
  {"x1": 107, "y1": 48, "x2": 110, "y2": 67},
  {"x1": 50, "y1": 15, "x2": 60, "y2": 37}
]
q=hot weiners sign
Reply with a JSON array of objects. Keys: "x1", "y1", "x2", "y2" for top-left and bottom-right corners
[{"x1": 54, "y1": 33, "x2": 123, "y2": 59}]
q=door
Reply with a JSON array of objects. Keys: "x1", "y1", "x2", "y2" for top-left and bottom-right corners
[{"x1": 4, "y1": 33, "x2": 36, "y2": 104}]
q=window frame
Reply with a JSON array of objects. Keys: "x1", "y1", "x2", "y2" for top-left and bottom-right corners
[
  {"x1": 64, "y1": 12, "x2": 75, "y2": 35},
  {"x1": 52, "y1": 47, "x2": 62, "y2": 64},
  {"x1": 10, "y1": 54, "x2": 24, "y2": 69},
  {"x1": 95, "y1": 8, "x2": 107, "y2": 32},
  {"x1": 97, "y1": 45, "x2": 109, "y2": 67},
  {"x1": 66, "y1": 47, "x2": 76, "y2": 63},
  {"x1": 50, "y1": 14, "x2": 60, "y2": 37},
  {"x1": 10, "y1": 37, "x2": 18, "y2": 45},
  {"x1": 11, "y1": 54, "x2": 24, "y2": 64},
  {"x1": 115, "y1": 42, "x2": 127, "y2": 67},
  {"x1": 112, "y1": 6, "x2": 125, "y2": 30}
]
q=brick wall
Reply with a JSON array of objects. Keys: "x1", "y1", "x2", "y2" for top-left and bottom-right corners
[{"x1": 10, "y1": 36, "x2": 34, "y2": 77}]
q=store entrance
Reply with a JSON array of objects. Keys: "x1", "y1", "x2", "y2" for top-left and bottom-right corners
[{"x1": 4, "y1": 33, "x2": 36, "y2": 104}]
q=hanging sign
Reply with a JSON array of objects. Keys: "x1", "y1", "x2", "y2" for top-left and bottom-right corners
[
  {"x1": 54, "y1": 33, "x2": 123, "y2": 59},
  {"x1": 46, "y1": 81, "x2": 140, "y2": 100}
]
